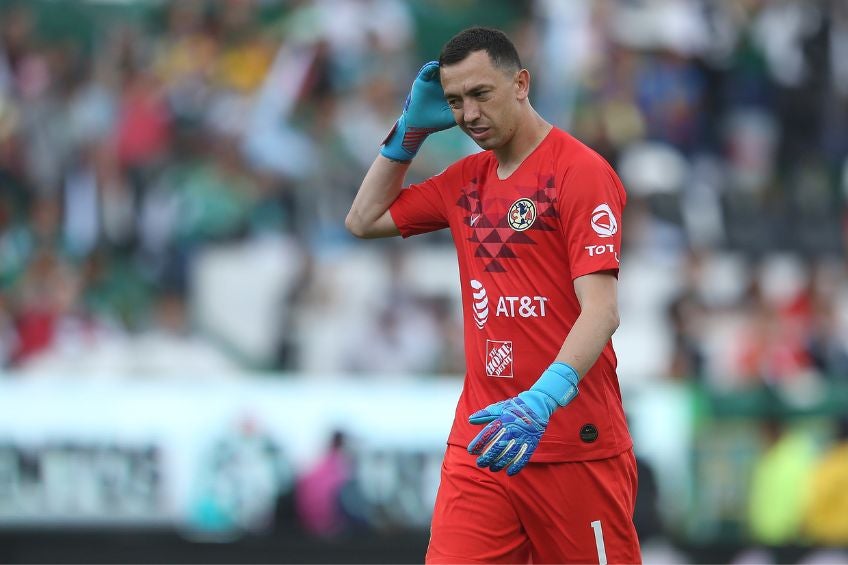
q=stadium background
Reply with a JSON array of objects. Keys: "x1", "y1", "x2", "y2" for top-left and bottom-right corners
[{"x1": 1, "y1": 0, "x2": 848, "y2": 562}]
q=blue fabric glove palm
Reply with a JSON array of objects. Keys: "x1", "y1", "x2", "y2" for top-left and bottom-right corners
[
  {"x1": 380, "y1": 61, "x2": 456, "y2": 163},
  {"x1": 467, "y1": 362, "x2": 579, "y2": 476}
]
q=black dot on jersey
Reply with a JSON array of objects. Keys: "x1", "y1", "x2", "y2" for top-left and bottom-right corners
[{"x1": 579, "y1": 424, "x2": 599, "y2": 443}]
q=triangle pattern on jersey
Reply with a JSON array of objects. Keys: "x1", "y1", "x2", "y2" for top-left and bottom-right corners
[
  {"x1": 496, "y1": 245, "x2": 518, "y2": 259},
  {"x1": 456, "y1": 193, "x2": 472, "y2": 211},
  {"x1": 481, "y1": 242, "x2": 503, "y2": 258},
  {"x1": 476, "y1": 215, "x2": 494, "y2": 228},
  {"x1": 456, "y1": 183, "x2": 480, "y2": 211},
  {"x1": 495, "y1": 228, "x2": 515, "y2": 242},
  {"x1": 456, "y1": 173, "x2": 567, "y2": 275},
  {"x1": 482, "y1": 230, "x2": 502, "y2": 243},
  {"x1": 507, "y1": 231, "x2": 535, "y2": 244},
  {"x1": 531, "y1": 220, "x2": 557, "y2": 231},
  {"x1": 485, "y1": 259, "x2": 506, "y2": 272},
  {"x1": 474, "y1": 245, "x2": 493, "y2": 258}
]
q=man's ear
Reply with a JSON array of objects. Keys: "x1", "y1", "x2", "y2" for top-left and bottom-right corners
[{"x1": 515, "y1": 68, "x2": 530, "y2": 101}]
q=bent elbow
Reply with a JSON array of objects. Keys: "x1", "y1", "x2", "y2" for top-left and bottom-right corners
[
  {"x1": 345, "y1": 213, "x2": 367, "y2": 239},
  {"x1": 608, "y1": 307, "x2": 621, "y2": 335},
  {"x1": 610, "y1": 310, "x2": 621, "y2": 333}
]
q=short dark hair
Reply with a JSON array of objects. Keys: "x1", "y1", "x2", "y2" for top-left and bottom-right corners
[{"x1": 439, "y1": 27, "x2": 522, "y2": 73}]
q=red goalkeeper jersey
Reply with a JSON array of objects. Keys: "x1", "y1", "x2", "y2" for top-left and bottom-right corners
[{"x1": 389, "y1": 127, "x2": 632, "y2": 462}]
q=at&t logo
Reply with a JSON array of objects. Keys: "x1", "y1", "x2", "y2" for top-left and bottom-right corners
[{"x1": 470, "y1": 279, "x2": 489, "y2": 329}]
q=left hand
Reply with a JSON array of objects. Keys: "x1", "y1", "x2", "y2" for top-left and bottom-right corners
[
  {"x1": 466, "y1": 391, "x2": 551, "y2": 476},
  {"x1": 467, "y1": 362, "x2": 579, "y2": 476}
]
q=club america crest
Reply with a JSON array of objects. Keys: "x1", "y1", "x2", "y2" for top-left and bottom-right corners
[{"x1": 507, "y1": 198, "x2": 536, "y2": 231}]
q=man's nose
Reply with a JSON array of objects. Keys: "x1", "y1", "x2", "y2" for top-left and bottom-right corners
[{"x1": 463, "y1": 100, "x2": 480, "y2": 123}]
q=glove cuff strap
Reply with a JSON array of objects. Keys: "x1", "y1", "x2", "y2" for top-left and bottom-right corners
[
  {"x1": 380, "y1": 120, "x2": 410, "y2": 162},
  {"x1": 380, "y1": 116, "x2": 443, "y2": 162},
  {"x1": 530, "y1": 362, "x2": 579, "y2": 408}
]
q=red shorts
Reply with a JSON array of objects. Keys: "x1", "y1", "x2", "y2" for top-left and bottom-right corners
[{"x1": 426, "y1": 445, "x2": 641, "y2": 564}]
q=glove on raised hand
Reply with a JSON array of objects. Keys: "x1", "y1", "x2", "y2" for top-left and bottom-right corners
[
  {"x1": 380, "y1": 61, "x2": 456, "y2": 163},
  {"x1": 467, "y1": 362, "x2": 579, "y2": 476}
]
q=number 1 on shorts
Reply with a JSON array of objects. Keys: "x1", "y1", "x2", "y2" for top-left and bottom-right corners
[{"x1": 590, "y1": 519, "x2": 607, "y2": 565}]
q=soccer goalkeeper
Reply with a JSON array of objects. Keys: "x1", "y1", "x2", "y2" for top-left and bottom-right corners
[{"x1": 346, "y1": 27, "x2": 641, "y2": 564}]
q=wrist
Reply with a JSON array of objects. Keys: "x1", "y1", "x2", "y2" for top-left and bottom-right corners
[
  {"x1": 517, "y1": 389, "x2": 558, "y2": 422},
  {"x1": 380, "y1": 115, "x2": 435, "y2": 163},
  {"x1": 529, "y1": 362, "x2": 579, "y2": 411},
  {"x1": 380, "y1": 117, "x2": 412, "y2": 162}
]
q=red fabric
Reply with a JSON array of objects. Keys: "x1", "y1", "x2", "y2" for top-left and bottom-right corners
[
  {"x1": 426, "y1": 445, "x2": 641, "y2": 564},
  {"x1": 389, "y1": 128, "x2": 631, "y2": 462},
  {"x1": 115, "y1": 79, "x2": 171, "y2": 168},
  {"x1": 13, "y1": 309, "x2": 55, "y2": 363}
]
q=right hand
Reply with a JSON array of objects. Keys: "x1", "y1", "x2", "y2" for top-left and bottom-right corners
[{"x1": 380, "y1": 61, "x2": 456, "y2": 163}]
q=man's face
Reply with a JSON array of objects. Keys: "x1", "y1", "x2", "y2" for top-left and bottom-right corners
[{"x1": 440, "y1": 50, "x2": 522, "y2": 150}]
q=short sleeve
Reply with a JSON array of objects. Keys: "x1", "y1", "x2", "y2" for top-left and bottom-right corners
[
  {"x1": 389, "y1": 161, "x2": 464, "y2": 238},
  {"x1": 558, "y1": 155, "x2": 627, "y2": 280}
]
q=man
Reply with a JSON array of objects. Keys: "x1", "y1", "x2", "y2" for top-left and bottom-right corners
[{"x1": 346, "y1": 27, "x2": 641, "y2": 564}]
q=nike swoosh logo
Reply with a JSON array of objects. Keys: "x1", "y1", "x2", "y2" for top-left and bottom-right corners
[{"x1": 470, "y1": 214, "x2": 481, "y2": 226}]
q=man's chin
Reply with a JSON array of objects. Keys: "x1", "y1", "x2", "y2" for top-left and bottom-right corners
[
  {"x1": 462, "y1": 127, "x2": 497, "y2": 150},
  {"x1": 470, "y1": 137, "x2": 495, "y2": 150}
]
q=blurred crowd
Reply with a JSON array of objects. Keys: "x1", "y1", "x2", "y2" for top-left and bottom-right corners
[
  {"x1": 0, "y1": 0, "x2": 846, "y2": 388},
  {"x1": 0, "y1": 0, "x2": 487, "y2": 376},
  {"x1": 1, "y1": 0, "x2": 848, "y2": 554}
]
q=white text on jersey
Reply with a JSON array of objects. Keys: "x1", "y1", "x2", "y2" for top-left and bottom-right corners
[
  {"x1": 496, "y1": 296, "x2": 548, "y2": 318},
  {"x1": 584, "y1": 244, "x2": 620, "y2": 263}
]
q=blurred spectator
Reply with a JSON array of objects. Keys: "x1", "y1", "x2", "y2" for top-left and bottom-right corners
[
  {"x1": 747, "y1": 418, "x2": 817, "y2": 546},
  {"x1": 114, "y1": 68, "x2": 170, "y2": 175},
  {"x1": 804, "y1": 261, "x2": 848, "y2": 380},
  {"x1": 343, "y1": 247, "x2": 449, "y2": 375},
  {"x1": 130, "y1": 287, "x2": 240, "y2": 377},
  {"x1": 191, "y1": 414, "x2": 292, "y2": 535},
  {"x1": 0, "y1": 294, "x2": 16, "y2": 366},
  {"x1": 733, "y1": 282, "x2": 814, "y2": 389},
  {"x1": 804, "y1": 418, "x2": 848, "y2": 545},
  {"x1": 295, "y1": 430, "x2": 354, "y2": 537},
  {"x1": 665, "y1": 250, "x2": 709, "y2": 381},
  {"x1": 346, "y1": 304, "x2": 443, "y2": 375},
  {"x1": 10, "y1": 246, "x2": 93, "y2": 367},
  {"x1": 633, "y1": 456, "x2": 662, "y2": 542},
  {"x1": 728, "y1": 259, "x2": 829, "y2": 400}
]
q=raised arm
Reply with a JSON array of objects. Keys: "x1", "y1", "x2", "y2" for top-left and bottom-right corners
[
  {"x1": 345, "y1": 61, "x2": 455, "y2": 239},
  {"x1": 345, "y1": 156, "x2": 408, "y2": 239}
]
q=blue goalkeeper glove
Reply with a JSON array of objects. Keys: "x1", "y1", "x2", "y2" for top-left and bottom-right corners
[
  {"x1": 380, "y1": 61, "x2": 456, "y2": 163},
  {"x1": 467, "y1": 362, "x2": 579, "y2": 476}
]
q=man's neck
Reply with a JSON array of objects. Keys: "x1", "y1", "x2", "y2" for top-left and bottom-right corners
[{"x1": 494, "y1": 110, "x2": 553, "y2": 179}]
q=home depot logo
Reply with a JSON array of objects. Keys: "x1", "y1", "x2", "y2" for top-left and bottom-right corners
[{"x1": 486, "y1": 340, "x2": 513, "y2": 378}]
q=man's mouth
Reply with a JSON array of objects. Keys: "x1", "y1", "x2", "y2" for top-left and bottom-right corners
[{"x1": 468, "y1": 126, "x2": 490, "y2": 139}]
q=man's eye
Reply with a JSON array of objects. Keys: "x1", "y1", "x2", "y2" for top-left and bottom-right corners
[{"x1": 448, "y1": 100, "x2": 462, "y2": 109}]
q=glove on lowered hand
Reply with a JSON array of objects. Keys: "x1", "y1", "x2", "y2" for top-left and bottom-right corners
[{"x1": 467, "y1": 362, "x2": 579, "y2": 476}]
